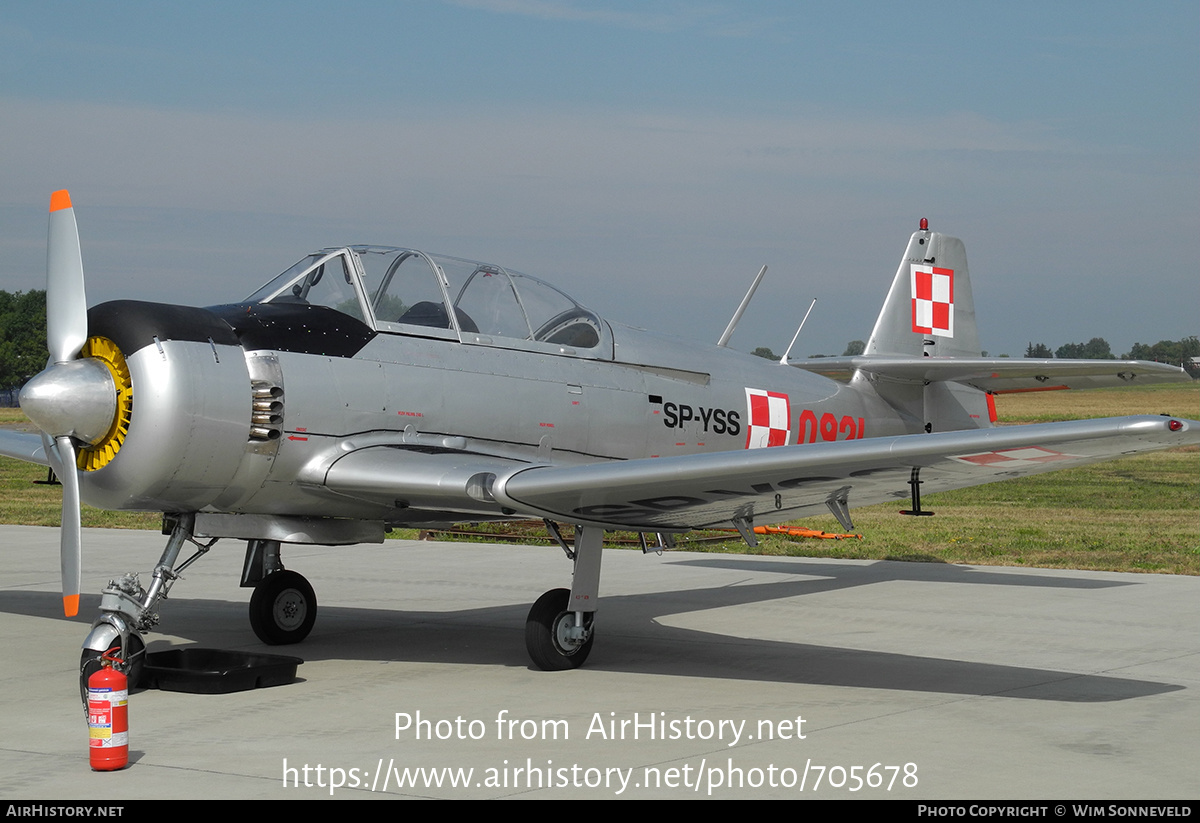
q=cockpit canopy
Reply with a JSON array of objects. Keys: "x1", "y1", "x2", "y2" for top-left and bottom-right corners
[{"x1": 246, "y1": 246, "x2": 609, "y2": 357}]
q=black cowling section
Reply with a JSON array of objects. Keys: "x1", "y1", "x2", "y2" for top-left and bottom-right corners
[
  {"x1": 207, "y1": 302, "x2": 377, "y2": 357},
  {"x1": 87, "y1": 300, "x2": 378, "y2": 359}
]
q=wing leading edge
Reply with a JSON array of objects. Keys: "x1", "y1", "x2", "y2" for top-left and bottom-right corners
[
  {"x1": 0, "y1": 430, "x2": 50, "y2": 466},
  {"x1": 488, "y1": 415, "x2": 1198, "y2": 531}
]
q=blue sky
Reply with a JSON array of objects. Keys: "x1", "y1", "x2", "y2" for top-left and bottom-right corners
[{"x1": 1, "y1": 1, "x2": 1196, "y2": 358}]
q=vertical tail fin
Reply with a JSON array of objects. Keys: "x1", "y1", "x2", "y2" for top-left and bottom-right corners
[
  {"x1": 865, "y1": 226, "x2": 980, "y2": 358},
  {"x1": 864, "y1": 223, "x2": 990, "y2": 431}
]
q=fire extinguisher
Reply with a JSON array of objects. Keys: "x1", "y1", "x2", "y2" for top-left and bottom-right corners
[{"x1": 87, "y1": 649, "x2": 129, "y2": 770}]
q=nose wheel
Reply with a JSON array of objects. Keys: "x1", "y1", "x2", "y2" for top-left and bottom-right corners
[{"x1": 249, "y1": 570, "x2": 317, "y2": 645}]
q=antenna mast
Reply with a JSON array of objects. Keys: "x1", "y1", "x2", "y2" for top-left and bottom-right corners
[
  {"x1": 716, "y1": 265, "x2": 768, "y2": 348},
  {"x1": 780, "y1": 298, "x2": 818, "y2": 364}
]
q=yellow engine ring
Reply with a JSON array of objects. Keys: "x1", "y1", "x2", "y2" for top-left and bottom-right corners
[{"x1": 76, "y1": 336, "x2": 133, "y2": 471}]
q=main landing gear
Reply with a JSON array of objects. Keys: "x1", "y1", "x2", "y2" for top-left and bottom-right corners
[
  {"x1": 240, "y1": 535, "x2": 317, "y2": 645},
  {"x1": 78, "y1": 515, "x2": 319, "y2": 705},
  {"x1": 525, "y1": 588, "x2": 594, "y2": 670},
  {"x1": 248, "y1": 569, "x2": 317, "y2": 645},
  {"x1": 525, "y1": 525, "x2": 603, "y2": 671}
]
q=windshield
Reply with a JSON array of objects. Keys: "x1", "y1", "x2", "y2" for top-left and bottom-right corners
[
  {"x1": 250, "y1": 246, "x2": 606, "y2": 353},
  {"x1": 245, "y1": 250, "x2": 367, "y2": 323}
]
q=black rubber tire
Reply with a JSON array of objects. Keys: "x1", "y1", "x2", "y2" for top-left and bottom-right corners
[
  {"x1": 80, "y1": 632, "x2": 145, "y2": 710},
  {"x1": 525, "y1": 588, "x2": 593, "y2": 671},
  {"x1": 249, "y1": 570, "x2": 317, "y2": 645}
]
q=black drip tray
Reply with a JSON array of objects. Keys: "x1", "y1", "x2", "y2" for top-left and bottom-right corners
[{"x1": 139, "y1": 649, "x2": 303, "y2": 694}]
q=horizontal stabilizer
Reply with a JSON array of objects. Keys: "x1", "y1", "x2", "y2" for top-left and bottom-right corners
[{"x1": 789, "y1": 356, "x2": 1192, "y2": 392}]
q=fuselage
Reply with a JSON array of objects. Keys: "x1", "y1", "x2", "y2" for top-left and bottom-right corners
[
  {"x1": 67, "y1": 244, "x2": 913, "y2": 527},
  {"x1": 75, "y1": 299, "x2": 908, "y2": 526}
]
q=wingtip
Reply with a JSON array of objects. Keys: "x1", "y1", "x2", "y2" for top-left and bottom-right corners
[
  {"x1": 50, "y1": 190, "x2": 73, "y2": 213},
  {"x1": 63, "y1": 594, "x2": 79, "y2": 617}
]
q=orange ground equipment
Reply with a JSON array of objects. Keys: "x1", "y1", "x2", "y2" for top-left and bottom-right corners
[{"x1": 717, "y1": 525, "x2": 863, "y2": 540}]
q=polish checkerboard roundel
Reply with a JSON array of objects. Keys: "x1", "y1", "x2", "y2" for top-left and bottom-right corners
[
  {"x1": 744, "y1": 388, "x2": 790, "y2": 449},
  {"x1": 911, "y1": 264, "x2": 954, "y2": 338}
]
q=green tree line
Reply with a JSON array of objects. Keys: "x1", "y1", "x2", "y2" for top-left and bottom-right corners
[
  {"x1": 1125, "y1": 337, "x2": 1200, "y2": 364},
  {"x1": 1025, "y1": 336, "x2": 1198, "y2": 375},
  {"x1": 0, "y1": 290, "x2": 48, "y2": 389}
]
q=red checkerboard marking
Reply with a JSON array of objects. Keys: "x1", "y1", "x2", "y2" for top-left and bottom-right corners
[
  {"x1": 745, "y1": 388, "x2": 790, "y2": 449},
  {"x1": 911, "y1": 264, "x2": 954, "y2": 337},
  {"x1": 954, "y1": 446, "x2": 1076, "y2": 467}
]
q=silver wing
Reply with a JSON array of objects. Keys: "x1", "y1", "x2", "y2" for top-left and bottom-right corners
[
  {"x1": 492, "y1": 415, "x2": 1197, "y2": 530},
  {"x1": 0, "y1": 430, "x2": 50, "y2": 465},
  {"x1": 315, "y1": 414, "x2": 1198, "y2": 532}
]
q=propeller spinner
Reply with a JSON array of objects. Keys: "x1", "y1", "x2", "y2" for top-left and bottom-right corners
[{"x1": 18, "y1": 191, "x2": 118, "y2": 616}]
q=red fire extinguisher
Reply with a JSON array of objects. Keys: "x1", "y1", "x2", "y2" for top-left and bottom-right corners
[{"x1": 87, "y1": 650, "x2": 129, "y2": 771}]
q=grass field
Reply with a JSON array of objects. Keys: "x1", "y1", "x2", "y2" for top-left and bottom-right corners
[{"x1": 1, "y1": 382, "x2": 1196, "y2": 573}]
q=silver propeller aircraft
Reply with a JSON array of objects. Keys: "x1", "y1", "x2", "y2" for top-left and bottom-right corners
[{"x1": 1, "y1": 192, "x2": 1196, "y2": 694}]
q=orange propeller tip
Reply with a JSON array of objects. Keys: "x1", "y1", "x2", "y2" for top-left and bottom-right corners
[
  {"x1": 63, "y1": 594, "x2": 80, "y2": 617},
  {"x1": 50, "y1": 190, "x2": 73, "y2": 213}
]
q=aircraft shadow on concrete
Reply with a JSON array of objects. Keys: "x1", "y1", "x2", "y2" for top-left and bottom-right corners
[
  {"x1": 675, "y1": 555, "x2": 1138, "y2": 590},
  {"x1": 1, "y1": 556, "x2": 1174, "y2": 703}
]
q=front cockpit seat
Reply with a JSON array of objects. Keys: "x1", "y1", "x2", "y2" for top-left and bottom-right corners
[{"x1": 397, "y1": 301, "x2": 480, "y2": 333}]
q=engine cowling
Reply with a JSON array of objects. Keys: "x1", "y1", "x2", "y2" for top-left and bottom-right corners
[{"x1": 75, "y1": 301, "x2": 253, "y2": 512}]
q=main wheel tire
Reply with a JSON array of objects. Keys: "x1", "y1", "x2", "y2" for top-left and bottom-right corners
[
  {"x1": 249, "y1": 570, "x2": 317, "y2": 645},
  {"x1": 525, "y1": 588, "x2": 593, "y2": 671},
  {"x1": 79, "y1": 632, "x2": 145, "y2": 710}
]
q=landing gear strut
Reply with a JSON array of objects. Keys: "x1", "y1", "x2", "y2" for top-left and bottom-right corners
[
  {"x1": 79, "y1": 513, "x2": 212, "y2": 707},
  {"x1": 526, "y1": 525, "x2": 603, "y2": 670}
]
